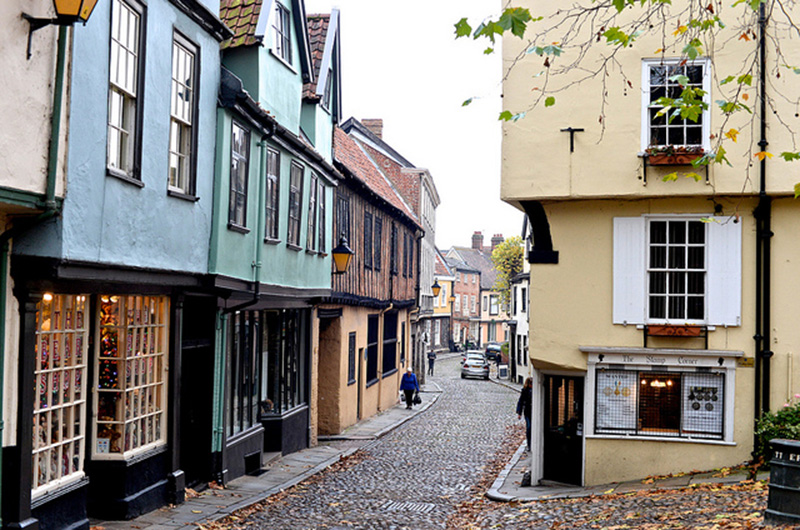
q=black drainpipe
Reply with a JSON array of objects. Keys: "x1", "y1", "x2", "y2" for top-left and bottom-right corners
[{"x1": 754, "y1": 2, "x2": 773, "y2": 428}]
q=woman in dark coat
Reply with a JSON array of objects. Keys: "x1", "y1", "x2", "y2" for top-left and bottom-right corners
[
  {"x1": 516, "y1": 377, "x2": 533, "y2": 450},
  {"x1": 400, "y1": 366, "x2": 420, "y2": 409}
]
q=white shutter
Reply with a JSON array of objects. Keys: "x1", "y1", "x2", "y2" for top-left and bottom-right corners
[
  {"x1": 706, "y1": 217, "x2": 742, "y2": 326},
  {"x1": 613, "y1": 217, "x2": 646, "y2": 325}
]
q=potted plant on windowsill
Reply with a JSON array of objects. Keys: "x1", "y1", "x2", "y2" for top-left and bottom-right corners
[{"x1": 645, "y1": 145, "x2": 705, "y2": 165}]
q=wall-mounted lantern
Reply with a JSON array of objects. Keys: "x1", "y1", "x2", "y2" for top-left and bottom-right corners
[
  {"x1": 23, "y1": 0, "x2": 99, "y2": 59},
  {"x1": 431, "y1": 280, "x2": 441, "y2": 298},
  {"x1": 332, "y1": 235, "x2": 354, "y2": 274}
]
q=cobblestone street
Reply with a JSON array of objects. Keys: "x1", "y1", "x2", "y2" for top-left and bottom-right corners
[{"x1": 238, "y1": 356, "x2": 521, "y2": 529}]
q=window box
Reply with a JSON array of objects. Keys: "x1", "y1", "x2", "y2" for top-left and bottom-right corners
[{"x1": 645, "y1": 147, "x2": 705, "y2": 166}]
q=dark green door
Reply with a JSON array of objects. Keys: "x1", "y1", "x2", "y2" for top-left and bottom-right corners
[{"x1": 543, "y1": 375, "x2": 584, "y2": 486}]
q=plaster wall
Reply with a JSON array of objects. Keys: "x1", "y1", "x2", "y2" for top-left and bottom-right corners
[
  {"x1": 300, "y1": 102, "x2": 334, "y2": 164},
  {"x1": 528, "y1": 198, "x2": 758, "y2": 483},
  {"x1": 210, "y1": 111, "x2": 332, "y2": 289},
  {"x1": 256, "y1": 35, "x2": 303, "y2": 133},
  {"x1": 501, "y1": 0, "x2": 800, "y2": 202},
  {"x1": 14, "y1": 0, "x2": 220, "y2": 272},
  {"x1": 0, "y1": 1, "x2": 67, "y2": 200},
  {"x1": 2, "y1": 238, "x2": 21, "y2": 447}
]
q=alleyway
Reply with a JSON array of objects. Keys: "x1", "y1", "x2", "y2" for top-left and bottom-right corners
[{"x1": 234, "y1": 356, "x2": 521, "y2": 529}]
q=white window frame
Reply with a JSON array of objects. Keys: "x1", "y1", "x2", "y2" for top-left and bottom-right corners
[
  {"x1": 107, "y1": 0, "x2": 143, "y2": 178},
  {"x1": 462, "y1": 295, "x2": 468, "y2": 316},
  {"x1": 272, "y1": 2, "x2": 292, "y2": 65},
  {"x1": 265, "y1": 148, "x2": 281, "y2": 241},
  {"x1": 489, "y1": 295, "x2": 499, "y2": 316},
  {"x1": 470, "y1": 296, "x2": 476, "y2": 314},
  {"x1": 228, "y1": 121, "x2": 250, "y2": 228},
  {"x1": 454, "y1": 295, "x2": 461, "y2": 314},
  {"x1": 641, "y1": 58, "x2": 711, "y2": 152},
  {"x1": 93, "y1": 295, "x2": 169, "y2": 460},
  {"x1": 32, "y1": 294, "x2": 90, "y2": 499},
  {"x1": 582, "y1": 347, "x2": 739, "y2": 444},
  {"x1": 612, "y1": 215, "x2": 741, "y2": 326},
  {"x1": 168, "y1": 33, "x2": 198, "y2": 195}
]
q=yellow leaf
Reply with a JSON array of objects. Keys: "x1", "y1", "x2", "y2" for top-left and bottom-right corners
[
  {"x1": 191, "y1": 510, "x2": 203, "y2": 514},
  {"x1": 754, "y1": 151, "x2": 774, "y2": 161},
  {"x1": 604, "y1": 489, "x2": 615, "y2": 494},
  {"x1": 724, "y1": 128, "x2": 739, "y2": 142},
  {"x1": 654, "y1": 48, "x2": 664, "y2": 54},
  {"x1": 673, "y1": 25, "x2": 688, "y2": 36}
]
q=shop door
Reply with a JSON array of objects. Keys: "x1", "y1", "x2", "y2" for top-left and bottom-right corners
[{"x1": 542, "y1": 375, "x2": 584, "y2": 486}]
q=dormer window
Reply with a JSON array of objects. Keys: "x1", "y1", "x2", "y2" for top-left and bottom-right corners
[{"x1": 273, "y1": 2, "x2": 292, "y2": 65}]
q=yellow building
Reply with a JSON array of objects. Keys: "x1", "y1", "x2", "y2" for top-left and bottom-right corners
[{"x1": 501, "y1": 1, "x2": 799, "y2": 486}]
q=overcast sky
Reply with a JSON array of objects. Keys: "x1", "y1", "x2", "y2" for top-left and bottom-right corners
[{"x1": 304, "y1": 0, "x2": 524, "y2": 250}]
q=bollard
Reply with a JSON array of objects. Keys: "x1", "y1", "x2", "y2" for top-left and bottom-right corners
[{"x1": 766, "y1": 439, "x2": 800, "y2": 524}]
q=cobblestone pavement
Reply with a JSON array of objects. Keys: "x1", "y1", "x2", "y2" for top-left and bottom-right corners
[{"x1": 240, "y1": 356, "x2": 522, "y2": 530}]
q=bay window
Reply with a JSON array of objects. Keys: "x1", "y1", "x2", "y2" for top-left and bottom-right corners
[
  {"x1": 94, "y1": 295, "x2": 169, "y2": 458},
  {"x1": 32, "y1": 294, "x2": 89, "y2": 497}
]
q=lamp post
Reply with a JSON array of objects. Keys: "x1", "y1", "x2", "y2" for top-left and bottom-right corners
[
  {"x1": 23, "y1": 0, "x2": 99, "y2": 59},
  {"x1": 331, "y1": 235, "x2": 354, "y2": 274}
]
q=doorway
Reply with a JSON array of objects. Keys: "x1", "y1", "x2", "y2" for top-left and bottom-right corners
[{"x1": 542, "y1": 375, "x2": 584, "y2": 486}]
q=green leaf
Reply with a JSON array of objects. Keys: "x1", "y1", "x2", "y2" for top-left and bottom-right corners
[
  {"x1": 686, "y1": 172, "x2": 703, "y2": 182},
  {"x1": 780, "y1": 152, "x2": 800, "y2": 161},
  {"x1": 483, "y1": 47, "x2": 494, "y2": 54},
  {"x1": 720, "y1": 75, "x2": 736, "y2": 85},
  {"x1": 497, "y1": 7, "x2": 532, "y2": 39},
  {"x1": 795, "y1": 182, "x2": 800, "y2": 199},
  {"x1": 462, "y1": 98, "x2": 473, "y2": 107},
  {"x1": 499, "y1": 110, "x2": 514, "y2": 121},
  {"x1": 738, "y1": 73, "x2": 753, "y2": 86},
  {"x1": 545, "y1": 96, "x2": 556, "y2": 107},
  {"x1": 454, "y1": 18, "x2": 472, "y2": 38},
  {"x1": 662, "y1": 172, "x2": 679, "y2": 182}
]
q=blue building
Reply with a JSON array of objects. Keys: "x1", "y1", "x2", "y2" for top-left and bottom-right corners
[{"x1": 3, "y1": 0, "x2": 231, "y2": 527}]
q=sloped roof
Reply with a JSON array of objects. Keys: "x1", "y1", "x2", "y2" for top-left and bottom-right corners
[
  {"x1": 435, "y1": 248, "x2": 453, "y2": 277},
  {"x1": 303, "y1": 14, "x2": 329, "y2": 100},
  {"x1": 445, "y1": 257, "x2": 479, "y2": 275},
  {"x1": 333, "y1": 127, "x2": 419, "y2": 227},
  {"x1": 220, "y1": 0, "x2": 263, "y2": 49},
  {"x1": 449, "y1": 247, "x2": 498, "y2": 289}
]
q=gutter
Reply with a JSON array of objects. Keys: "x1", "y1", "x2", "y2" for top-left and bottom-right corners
[{"x1": 754, "y1": 2, "x2": 773, "y2": 429}]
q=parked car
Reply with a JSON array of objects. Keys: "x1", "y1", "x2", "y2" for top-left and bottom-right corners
[
  {"x1": 461, "y1": 351, "x2": 490, "y2": 380},
  {"x1": 485, "y1": 343, "x2": 502, "y2": 362}
]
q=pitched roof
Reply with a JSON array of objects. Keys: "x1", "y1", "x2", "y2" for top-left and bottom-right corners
[
  {"x1": 333, "y1": 127, "x2": 419, "y2": 227},
  {"x1": 445, "y1": 257, "x2": 479, "y2": 275},
  {"x1": 220, "y1": 0, "x2": 263, "y2": 49},
  {"x1": 449, "y1": 247, "x2": 498, "y2": 289},
  {"x1": 434, "y1": 248, "x2": 453, "y2": 276},
  {"x1": 303, "y1": 14, "x2": 329, "y2": 100}
]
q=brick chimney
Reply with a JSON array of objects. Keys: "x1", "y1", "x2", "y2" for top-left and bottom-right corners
[
  {"x1": 362, "y1": 119, "x2": 383, "y2": 139},
  {"x1": 472, "y1": 231, "x2": 484, "y2": 250},
  {"x1": 491, "y1": 234, "x2": 504, "y2": 251}
]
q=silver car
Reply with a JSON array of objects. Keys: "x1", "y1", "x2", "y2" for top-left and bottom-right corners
[{"x1": 461, "y1": 351, "x2": 490, "y2": 380}]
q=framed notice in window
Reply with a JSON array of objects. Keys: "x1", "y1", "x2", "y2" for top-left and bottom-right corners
[
  {"x1": 682, "y1": 373, "x2": 723, "y2": 435},
  {"x1": 595, "y1": 370, "x2": 638, "y2": 432}
]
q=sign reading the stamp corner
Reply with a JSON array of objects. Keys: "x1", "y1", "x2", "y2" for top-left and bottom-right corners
[{"x1": 596, "y1": 370, "x2": 637, "y2": 432}]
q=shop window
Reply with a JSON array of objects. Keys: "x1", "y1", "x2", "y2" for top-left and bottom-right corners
[
  {"x1": 594, "y1": 369, "x2": 724, "y2": 440},
  {"x1": 228, "y1": 312, "x2": 261, "y2": 437},
  {"x1": 32, "y1": 294, "x2": 89, "y2": 497},
  {"x1": 94, "y1": 295, "x2": 169, "y2": 459}
]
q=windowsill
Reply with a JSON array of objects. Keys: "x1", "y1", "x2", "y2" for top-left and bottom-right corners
[
  {"x1": 269, "y1": 49, "x2": 297, "y2": 74},
  {"x1": 31, "y1": 474, "x2": 89, "y2": 509},
  {"x1": 287, "y1": 243, "x2": 303, "y2": 252},
  {"x1": 228, "y1": 223, "x2": 250, "y2": 234},
  {"x1": 318, "y1": 252, "x2": 328, "y2": 258},
  {"x1": 365, "y1": 377, "x2": 379, "y2": 388},
  {"x1": 91, "y1": 440, "x2": 168, "y2": 463},
  {"x1": 586, "y1": 433, "x2": 735, "y2": 446},
  {"x1": 306, "y1": 249, "x2": 318, "y2": 256},
  {"x1": 382, "y1": 367, "x2": 398, "y2": 378},
  {"x1": 107, "y1": 167, "x2": 144, "y2": 188},
  {"x1": 347, "y1": 378, "x2": 356, "y2": 386},
  {"x1": 167, "y1": 189, "x2": 199, "y2": 202},
  {"x1": 264, "y1": 237, "x2": 281, "y2": 245}
]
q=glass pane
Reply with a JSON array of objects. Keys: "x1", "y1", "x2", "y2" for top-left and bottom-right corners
[
  {"x1": 650, "y1": 221, "x2": 666, "y2": 244},
  {"x1": 668, "y1": 222, "x2": 685, "y2": 244},
  {"x1": 649, "y1": 271, "x2": 666, "y2": 294},
  {"x1": 686, "y1": 65, "x2": 703, "y2": 84},
  {"x1": 688, "y1": 296, "x2": 704, "y2": 319},
  {"x1": 688, "y1": 247, "x2": 704, "y2": 269},
  {"x1": 668, "y1": 295, "x2": 685, "y2": 319},
  {"x1": 688, "y1": 271, "x2": 705, "y2": 294},
  {"x1": 685, "y1": 126, "x2": 702, "y2": 145},
  {"x1": 649, "y1": 296, "x2": 665, "y2": 319},
  {"x1": 668, "y1": 271, "x2": 685, "y2": 294},
  {"x1": 650, "y1": 66, "x2": 666, "y2": 86},
  {"x1": 668, "y1": 246, "x2": 685, "y2": 269},
  {"x1": 667, "y1": 127, "x2": 685, "y2": 146}
]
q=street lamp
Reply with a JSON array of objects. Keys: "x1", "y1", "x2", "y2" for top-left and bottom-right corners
[
  {"x1": 23, "y1": 0, "x2": 99, "y2": 59},
  {"x1": 331, "y1": 235, "x2": 354, "y2": 274},
  {"x1": 431, "y1": 280, "x2": 441, "y2": 298}
]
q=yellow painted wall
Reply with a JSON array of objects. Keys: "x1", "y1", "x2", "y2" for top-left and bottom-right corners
[
  {"x1": 316, "y1": 305, "x2": 408, "y2": 435},
  {"x1": 530, "y1": 198, "x2": 758, "y2": 484}
]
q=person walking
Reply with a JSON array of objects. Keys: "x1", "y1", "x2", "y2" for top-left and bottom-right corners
[
  {"x1": 400, "y1": 366, "x2": 420, "y2": 409},
  {"x1": 427, "y1": 350, "x2": 436, "y2": 376},
  {"x1": 516, "y1": 377, "x2": 533, "y2": 450}
]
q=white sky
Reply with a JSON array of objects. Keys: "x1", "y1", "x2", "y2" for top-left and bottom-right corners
[{"x1": 304, "y1": 0, "x2": 524, "y2": 250}]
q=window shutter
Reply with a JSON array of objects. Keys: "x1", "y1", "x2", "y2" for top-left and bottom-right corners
[
  {"x1": 706, "y1": 217, "x2": 742, "y2": 326},
  {"x1": 613, "y1": 217, "x2": 646, "y2": 325}
]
